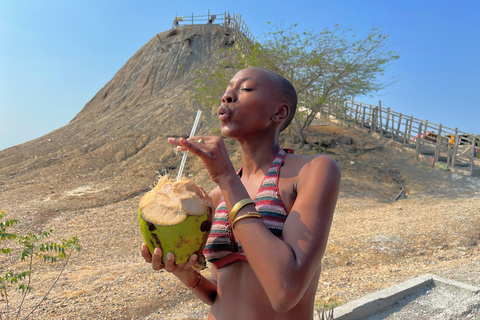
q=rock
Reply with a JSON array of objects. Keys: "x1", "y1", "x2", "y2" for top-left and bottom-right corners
[
  {"x1": 301, "y1": 144, "x2": 313, "y2": 152},
  {"x1": 338, "y1": 136, "x2": 353, "y2": 145},
  {"x1": 319, "y1": 138, "x2": 336, "y2": 148}
]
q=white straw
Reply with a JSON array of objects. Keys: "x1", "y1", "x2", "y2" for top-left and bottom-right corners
[{"x1": 177, "y1": 110, "x2": 202, "y2": 180}]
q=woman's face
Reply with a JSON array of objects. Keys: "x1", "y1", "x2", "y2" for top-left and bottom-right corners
[{"x1": 217, "y1": 68, "x2": 282, "y2": 139}]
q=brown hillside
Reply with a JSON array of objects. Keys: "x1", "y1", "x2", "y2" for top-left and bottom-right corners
[
  {"x1": 0, "y1": 25, "x2": 240, "y2": 214},
  {"x1": 1, "y1": 24, "x2": 479, "y2": 319}
]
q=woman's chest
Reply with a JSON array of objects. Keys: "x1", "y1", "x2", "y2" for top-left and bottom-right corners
[{"x1": 241, "y1": 174, "x2": 296, "y2": 214}]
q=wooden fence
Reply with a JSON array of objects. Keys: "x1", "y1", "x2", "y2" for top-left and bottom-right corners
[
  {"x1": 174, "y1": 11, "x2": 256, "y2": 42},
  {"x1": 318, "y1": 100, "x2": 479, "y2": 176},
  {"x1": 172, "y1": 12, "x2": 479, "y2": 176}
]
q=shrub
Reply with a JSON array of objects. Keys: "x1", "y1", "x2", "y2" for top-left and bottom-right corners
[{"x1": 0, "y1": 210, "x2": 82, "y2": 320}]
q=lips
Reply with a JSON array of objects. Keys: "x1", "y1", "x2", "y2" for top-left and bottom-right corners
[{"x1": 218, "y1": 104, "x2": 231, "y2": 122}]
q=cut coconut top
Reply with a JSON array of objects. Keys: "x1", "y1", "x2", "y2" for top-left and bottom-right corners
[{"x1": 139, "y1": 176, "x2": 213, "y2": 225}]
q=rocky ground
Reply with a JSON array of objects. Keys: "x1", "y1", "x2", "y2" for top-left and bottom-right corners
[{"x1": 1, "y1": 125, "x2": 479, "y2": 319}]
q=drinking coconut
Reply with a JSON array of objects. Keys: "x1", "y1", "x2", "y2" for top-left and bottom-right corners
[{"x1": 138, "y1": 176, "x2": 213, "y2": 270}]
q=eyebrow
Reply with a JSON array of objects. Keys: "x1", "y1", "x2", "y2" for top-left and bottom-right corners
[{"x1": 227, "y1": 77, "x2": 257, "y2": 88}]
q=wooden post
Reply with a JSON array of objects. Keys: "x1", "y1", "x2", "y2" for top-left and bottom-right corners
[
  {"x1": 370, "y1": 107, "x2": 374, "y2": 130},
  {"x1": 391, "y1": 114, "x2": 395, "y2": 141},
  {"x1": 378, "y1": 106, "x2": 383, "y2": 139},
  {"x1": 447, "y1": 134, "x2": 452, "y2": 169},
  {"x1": 415, "y1": 123, "x2": 422, "y2": 159},
  {"x1": 369, "y1": 107, "x2": 373, "y2": 133},
  {"x1": 362, "y1": 104, "x2": 366, "y2": 127},
  {"x1": 386, "y1": 108, "x2": 391, "y2": 133},
  {"x1": 350, "y1": 97, "x2": 354, "y2": 125},
  {"x1": 327, "y1": 103, "x2": 331, "y2": 122},
  {"x1": 470, "y1": 136, "x2": 477, "y2": 176},
  {"x1": 433, "y1": 124, "x2": 443, "y2": 167},
  {"x1": 403, "y1": 118, "x2": 409, "y2": 146},
  {"x1": 355, "y1": 104, "x2": 359, "y2": 126},
  {"x1": 407, "y1": 116, "x2": 414, "y2": 141},
  {"x1": 366, "y1": 106, "x2": 371, "y2": 128},
  {"x1": 422, "y1": 120, "x2": 429, "y2": 148},
  {"x1": 396, "y1": 114, "x2": 403, "y2": 138},
  {"x1": 450, "y1": 128, "x2": 459, "y2": 169},
  {"x1": 371, "y1": 107, "x2": 377, "y2": 135}
]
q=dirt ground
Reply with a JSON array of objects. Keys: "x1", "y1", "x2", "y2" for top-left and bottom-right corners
[{"x1": 1, "y1": 124, "x2": 479, "y2": 319}]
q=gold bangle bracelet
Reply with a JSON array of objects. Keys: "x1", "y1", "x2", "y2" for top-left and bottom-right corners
[
  {"x1": 190, "y1": 272, "x2": 201, "y2": 290},
  {"x1": 232, "y1": 212, "x2": 262, "y2": 229},
  {"x1": 229, "y1": 198, "x2": 255, "y2": 222}
]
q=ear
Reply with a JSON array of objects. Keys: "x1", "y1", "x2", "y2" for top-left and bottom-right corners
[{"x1": 272, "y1": 104, "x2": 289, "y2": 122}]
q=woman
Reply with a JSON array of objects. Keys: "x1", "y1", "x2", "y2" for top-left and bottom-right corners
[{"x1": 141, "y1": 67, "x2": 341, "y2": 319}]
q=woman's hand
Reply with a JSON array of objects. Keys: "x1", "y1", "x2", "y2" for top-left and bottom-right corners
[
  {"x1": 168, "y1": 136, "x2": 237, "y2": 183},
  {"x1": 141, "y1": 244, "x2": 201, "y2": 288}
]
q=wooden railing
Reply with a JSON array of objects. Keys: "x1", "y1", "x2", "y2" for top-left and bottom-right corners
[
  {"x1": 172, "y1": 12, "x2": 478, "y2": 176},
  {"x1": 318, "y1": 100, "x2": 479, "y2": 176},
  {"x1": 173, "y1": 11, "x2": 256, "y2": 43}
]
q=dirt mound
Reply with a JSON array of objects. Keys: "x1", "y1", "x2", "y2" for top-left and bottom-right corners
[
  {"x1": 0, "y1": 25, "x2": 239, "y2": 214},
  {"x1": 2, "y1": 23, "x2": 473, "y2": 216}
]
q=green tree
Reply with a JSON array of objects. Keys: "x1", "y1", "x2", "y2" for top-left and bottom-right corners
[
  {"x1": 193, "y1": 22, "x2": 399, "y2": 144},
  {"x1": 0, "y1": 210, "x2": 82, "y2": 320}
]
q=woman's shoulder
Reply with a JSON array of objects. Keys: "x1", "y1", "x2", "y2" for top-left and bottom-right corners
[
  {"x1": 285, "y1": 152, "x2": 337, "y2": 167},
  {"x1": 285, "y1": 152, "x2": 340, "y2": 181}
]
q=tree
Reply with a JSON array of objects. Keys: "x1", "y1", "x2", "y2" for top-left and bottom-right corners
[
  {"x1": 193, "y1": 22, "x2": 400, "y2": 144},
  {"x1": 0, "y1": 210, "x2": 82, "y2": 320}
]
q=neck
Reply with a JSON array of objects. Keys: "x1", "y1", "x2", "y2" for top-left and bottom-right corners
[{"x1": 237, "y1": 132, "x2": 281, "y2": 178}]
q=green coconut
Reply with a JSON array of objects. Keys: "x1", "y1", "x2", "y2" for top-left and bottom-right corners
[{"x1": 138, "y1": 176, "x2": 213, "y2": 270}]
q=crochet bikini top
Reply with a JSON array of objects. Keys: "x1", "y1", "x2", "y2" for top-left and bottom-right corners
[{"x1": 203, "y1": 148, "x2": 292, "y2": 269}]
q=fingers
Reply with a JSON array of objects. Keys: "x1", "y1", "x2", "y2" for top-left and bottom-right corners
[
  {"x1": 170, "y1": 137, "x2": 211, "y2": 157},
  {"x1": 151, "y1": 247, "x2": 165, "y2": 270},
  {"x1": 164, "y1": 252, "x2": 177, "y2": 272},
  {"x1": 168, "y1": 137, "x2": 203, "y2": 146},
  {"x1": 168, "y1": 136, "x2": 208, "y2": 148},
  {"x1": 187, "y1": 254, "x2": 198, "y2": 268},
  {"x1": 141, "y1": 243, "x2": 152, "y2": 263},
  {"x1": 142, "y1": 246, "x2": 177, "y2": 272}
]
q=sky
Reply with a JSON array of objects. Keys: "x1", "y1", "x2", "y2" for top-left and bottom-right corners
[{"x1": 1, "y1": 0, "x2": 479, "y2": 151}]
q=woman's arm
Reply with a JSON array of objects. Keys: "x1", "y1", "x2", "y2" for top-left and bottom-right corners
[
  {"x1": 229, "y1": 155, "x2": 340, "y2": 312},
  {"x1": 169, "y1": 137, "x2": 340, "y2": 312},
  {"x1": 190, "y1": 266, "x2": 219, "y2": 306},
  {"x1": 140, "y1": 246, "x2": 219, "y2": 305}
]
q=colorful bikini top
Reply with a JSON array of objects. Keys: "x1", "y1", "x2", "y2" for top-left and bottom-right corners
[{"x1": 203, "y1": 148, "x2": 292, "y2": 269}]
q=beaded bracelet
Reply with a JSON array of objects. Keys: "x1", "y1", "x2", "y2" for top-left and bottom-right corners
[
  {"x1": 229, "y1": 198, "x2": 255, "y2": 222},
  {"x1": 231, "y1": 212, "x2": 262, "y2": 229}
]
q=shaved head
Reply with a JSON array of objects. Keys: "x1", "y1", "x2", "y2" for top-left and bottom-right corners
[{"x1": 258, "y1": 69, "x2": 297, "y2": 132}]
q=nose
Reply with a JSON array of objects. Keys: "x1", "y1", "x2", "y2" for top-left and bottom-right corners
[{"x1": 221, "y1": 89, "x2": 236, "y2": 104}]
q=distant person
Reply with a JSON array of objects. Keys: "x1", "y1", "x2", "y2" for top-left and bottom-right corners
[
  {"x1": 449, "y1": 134, "x2": 455, "y2": 146},
  {"x1": 207, "y1": 14, "x2": 216, "y2": 24},
  {"x1": 141, "y1": 67, "x2": 341, "y2": 319},
  {"x1": 225, "y1": 13, "x2": 231, "y2": 26}
]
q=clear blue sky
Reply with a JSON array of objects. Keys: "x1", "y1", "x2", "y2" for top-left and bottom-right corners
[{"x1": 1, "y1": 0, "x2": 479, "y2": 151}]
